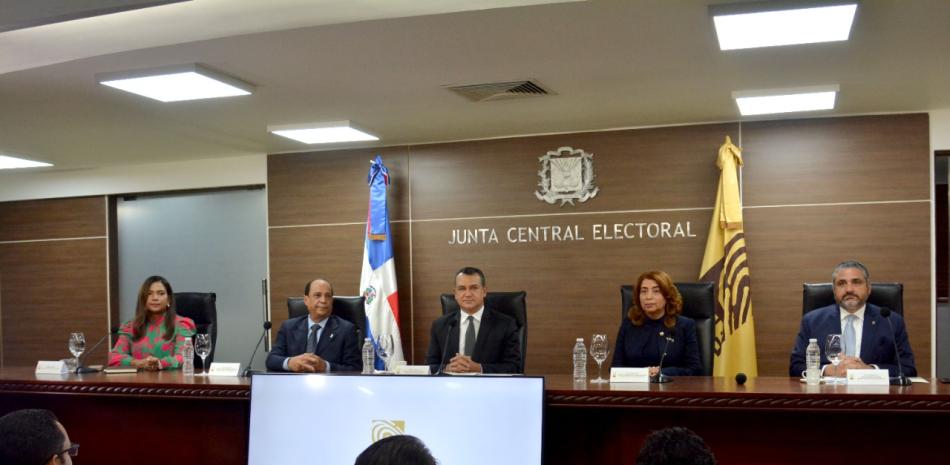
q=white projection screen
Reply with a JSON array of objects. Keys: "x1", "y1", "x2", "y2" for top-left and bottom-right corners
[{"x1": 248, "y1": 374, "x2": 544, "y2": 465}]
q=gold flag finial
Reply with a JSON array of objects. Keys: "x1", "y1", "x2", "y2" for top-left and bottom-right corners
[{"x1": 724, "y1": 135, "x2": 732, "y2": 145}]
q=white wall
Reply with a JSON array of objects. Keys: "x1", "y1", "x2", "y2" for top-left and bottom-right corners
[
  {"x1": 931, "y1": 108, "x2": 950, "y2": 151},
  {"x1": 0, "y1": 154, "x2": 267, "y2": 202}
]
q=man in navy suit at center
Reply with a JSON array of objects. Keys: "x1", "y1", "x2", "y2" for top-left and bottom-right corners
[
  {"x1": 426, "y1": 267, "x2": 521, "y2": 374},
  {"x1": 790, "y1": 260, "x2": 916, "y2": 378},
  {"x1": 266, "y1": 278, "x2": 361, "y2": 372}
]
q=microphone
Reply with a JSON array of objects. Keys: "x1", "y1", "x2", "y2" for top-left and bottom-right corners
[
  {"x1": 76, "y1": 326, "x2": 120, "y2": 374},
  {"x1": 434, "y1": 319, "x2": 458, "y2": 375},
  {"x1": 735, "y1": 372, "x2": 747, "y2": 385},
  {"x1": 879, "y1": 308, "x2": 911, "y2": 386},
  {"x1": 651, "y1": 331, "x2": 674, "y2": 384},
  {"x1": 242, "y1": 321, "x2": 272, "y2": 377}
]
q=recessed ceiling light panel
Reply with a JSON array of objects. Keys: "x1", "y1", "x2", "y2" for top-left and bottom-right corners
[
  {"x1": 711, "y1": 2, "x2": 857, "y2": 50},
  {"x1": 0, "y1": 154, "x2": 53, "y2": 170},
  {"x1": 733, "y1": 85, "x2": 839, "y2": 116},
  {"x1": 97, "y1": 63, "x2": 254, "y2": 102},
  {"x1": 268, "y1": 121, "x2": 379, "y2": 144}
]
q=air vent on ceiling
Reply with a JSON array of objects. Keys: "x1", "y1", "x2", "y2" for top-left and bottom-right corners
[{"x1": 445, "y1": 80, "x2": 553, "y2": 102}]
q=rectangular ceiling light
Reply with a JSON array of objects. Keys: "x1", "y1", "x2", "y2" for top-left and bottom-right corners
[
  {"x1": 268, "y1": 121, "x2": 379, "y2": 144},
  {"x1": 0, "y1": 154, "x2": 53, "y2": 170},
  {"x1": 97, "y1": 63, "x2": 254, "y2": 102},
  {"x1": 711, "y1": 2, "x2": 857, "y2": 50},
  {"x1": 733, "y1": 85, "x2": 839, "y2": 116}
]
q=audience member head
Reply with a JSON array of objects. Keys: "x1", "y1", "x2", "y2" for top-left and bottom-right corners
[
  {"x1": 354, "y1": 435, "x2": 437, "y2": 465},
  {"x1": 0, "y1": 409, "x2": 76, "y2": 465},
  {"x1": 628, "y1": 270, "x2": 682, "y2": 329},
  {"x1": 133, "y1": 275, "x2": 178, "y2": 340},
  {"x1": 636, "y1": 427, "x2": 715, "y2": 465},
  {"x1": 454, "y1": 266, "x2": 487, "y2": 314}
]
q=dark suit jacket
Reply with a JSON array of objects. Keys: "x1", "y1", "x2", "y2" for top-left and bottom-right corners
[
  {"x1": 610, "y1": 315, "x2": 702, "y2": 376},
  {"x1": 265, "y1": 314, "x2": 361, "y2": 372},
  {"x1": 425, "y1": 308, "x2": 522, "y2": 374},
  {"x1": 789, "y1": 303, "x2": 916, "y2": 377}
]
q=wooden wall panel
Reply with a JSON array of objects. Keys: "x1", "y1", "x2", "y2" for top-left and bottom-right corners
[
  {"x1": 0, "y1": 239, "x2": 109, "y2": 366},
  {"x1": 0, "y1": 196, "x2": 105, "y2": 241},
  {"x1": 745, "y1": 202, "x2": 932, "y2": 376},
  {"x1": 410, "y1": 123, "x2": 735, "y2": 219},
  {"x1": 742, "y1": 114, "x2": 930, "y2": 206},
  {"x1": 267, "y1": 147, "x2": 410, "y2": 226}
]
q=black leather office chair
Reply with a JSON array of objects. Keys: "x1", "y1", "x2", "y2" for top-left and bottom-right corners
[
  {"x1": 440, "y1": 291, "x2": 527, "y2": 373},
  {"x1": 174, "y1": 292, "x2": 217, "y2": 366},
  {"x1": 287, "y1": 296, "x2": 367, "y2": 340},
  {"x1": 620, "y1": 282, "x2": 714, "y2": 376},
  {"x1": 802, "y1": 282, "x2": 903, "y2": 315}
]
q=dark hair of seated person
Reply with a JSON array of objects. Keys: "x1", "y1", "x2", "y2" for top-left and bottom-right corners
[
  {"x1": 355, "y1": 435, "x2": 437, "y2": 465},
  {"x1": 0, "y1": 409, "x2": 67, "y2": 465},
  {"x1": 636, "y1": 426, "x2": 716, "y2": 465}
]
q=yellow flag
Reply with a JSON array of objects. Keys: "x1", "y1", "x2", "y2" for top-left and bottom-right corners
[{"x1": 699, "y1": 136, "x2": 757, "y2": 377}]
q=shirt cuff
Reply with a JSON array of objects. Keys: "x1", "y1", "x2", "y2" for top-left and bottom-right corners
[
  {"x1": 282, "y1": 357, "x2": 290, "y2": 371},
  {"x1": 325, "y1": 361, "x2": 331, "y2": 372}
]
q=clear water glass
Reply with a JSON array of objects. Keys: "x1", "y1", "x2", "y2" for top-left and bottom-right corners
[
  {"x1": 589, "y1": 333, "x2": 609, "y2": 384},
  {"x1": 194, "y1": 333, "x2": 212, "y2": 374},
  {"x1": 376, "y1": 334, "x2": 394, "y2": 373},
  {"x1": 68, "y1": 332, "x2": 86, "y2": 361},
  {"x1": 825, "y1": 334, "x2": 843, "y2": 384}
]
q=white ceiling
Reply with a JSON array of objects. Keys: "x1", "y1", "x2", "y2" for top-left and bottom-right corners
[{"x1": 1, "y1": 0, "x2": 948, "y2": 172}]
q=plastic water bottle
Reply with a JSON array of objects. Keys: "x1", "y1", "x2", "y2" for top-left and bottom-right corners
[
  {"x1": 572, "y1": 338, "x2": 587, "y2": 382},
  {"x1": 805, "y1": 338, "x2": 820, "y2": 385},
  {"x1": 182, "y1": 336, "x2": 195, "y2": 376},
  {"x1": 362, "y1": 338, "x2": 375, "y2": 374}
]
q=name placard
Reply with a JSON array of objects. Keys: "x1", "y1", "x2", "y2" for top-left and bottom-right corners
[
  {"x1": 395, "y1": 365, "x2": 431, "y2": 375},
  {"x1": 208, "y1": 362, "x2": 241, "y2": 377},
  {"x1": 846, "y1": 368, "x2": 890, "y2": 386},
  {"x1": 610, "y1": 367, "x2": 650, "y2": 383},
  {"x1": 35, "y1": 360, "x2": 68, "y2": 375}
]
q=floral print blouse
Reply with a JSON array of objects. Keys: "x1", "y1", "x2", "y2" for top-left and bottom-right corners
[{"x1": 108, "y1": 314, "x2": 196, "y2": 369}]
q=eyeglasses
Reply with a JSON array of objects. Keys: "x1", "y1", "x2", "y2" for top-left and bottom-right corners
[{"x1": 58, "y1": 443, "x2": 80, "y2": 457}]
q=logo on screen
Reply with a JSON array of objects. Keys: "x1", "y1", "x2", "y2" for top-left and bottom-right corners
[{"x1": 370, "y1": 419, "x2": 405, "y2": 442}]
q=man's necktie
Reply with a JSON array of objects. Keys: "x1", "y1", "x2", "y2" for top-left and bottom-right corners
[
  {"x1": 306, "y1": 324, "x2": 319, "y2": 354},
  {"x1": 463, "y1": 315, "x2": 476, "y2": 357},
  {"x1": 843, "y1": 314, "x2": 857, "y2": 357}
]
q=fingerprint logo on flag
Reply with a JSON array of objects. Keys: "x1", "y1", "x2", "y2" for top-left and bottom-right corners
[{"x1": 370, "y1": 419, "x2": 405, "y2": 442}]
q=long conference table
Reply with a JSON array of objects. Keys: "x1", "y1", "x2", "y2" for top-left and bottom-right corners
[{"x1": 1, "y1": 367, "x2": 949, "y2": 464}]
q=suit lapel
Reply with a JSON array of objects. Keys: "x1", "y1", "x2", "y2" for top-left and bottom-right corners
[
  {"x1": 472, "y1": 309, "x2": 492, "y2": 359},
  {"x1": 293, "y1": 317, "x2": 310, "y2": 354},
  {"x1": 860, "y1": 306, "x2": 879, "y2": 358},
  {"x1": 314, "y1": 316, "x2": 335, "y2": 354}
]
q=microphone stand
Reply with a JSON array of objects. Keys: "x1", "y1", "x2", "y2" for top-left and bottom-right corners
[
  {"x1": 651, "y1": 334, "x2": 674, "y2": 384},
  {"x1": 434, "y1": 320, "x2": 458, "y2": 376},
  {"x1": 880, "y1": 308, "x2": 911, "y2": 386},
  {"x1": 243, "y1": 321, "x2": 272, "y2": 377},
  {"x1": 76, "y1": 328, "x2": 118, "y2": 374}
]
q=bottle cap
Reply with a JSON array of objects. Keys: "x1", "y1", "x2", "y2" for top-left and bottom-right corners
[
  {"x1": 808, "y1": 338, "x2": 817, "y2": 342},
  {"x1": 576, "y1": 337, "x2": 583, "y2": 342}
]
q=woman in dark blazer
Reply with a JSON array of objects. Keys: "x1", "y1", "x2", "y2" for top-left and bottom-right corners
[{"x1": 611, "y1": 270, "x2": 701, "y2": 377}]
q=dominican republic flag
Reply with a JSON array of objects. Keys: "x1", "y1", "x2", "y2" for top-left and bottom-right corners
[{"x1": 360, "y1": 155, "x2": 404, "y2": 369}]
